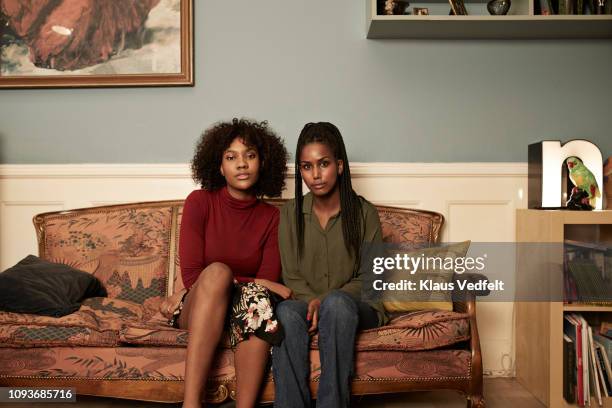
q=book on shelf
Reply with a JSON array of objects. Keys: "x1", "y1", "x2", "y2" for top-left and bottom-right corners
[
  {"x1": 565, "y1": 314, "x2": 586, "y2": 406},
  {"x1": 563, "y1": 0, "x2": 577, "y2": 14},
  {"x1": 565, "y1": 314, "x2": 612, "y2": 405},
  {"x1": 564, "y1": 240, "x2": 612, "y2": 304},
  {"x1": 539, "y1": 0, "x2": 555, "y2": 14},
  {"x1": 548, "y1": 0, "x2": 612, "y2": 14},
  {"x1": 607, "y1": 155, "x2": 612, "y2": 209},
  {"x1": 588, "y1": 326, "x2": 603, "y2": 406},
  {"x1": 594, "y1": 333, "x2": 612, "y2": 363},
  {"x1": 565, "y1": 334, "x2": 577, "y2": 403},
  {"x1": 564, "y1": 240, "x2": 610, "y2": 281},
  {"x1": 565, "y1": 260, "x2": 612, "y2": 304},
  {"x1": 594, "y1": 342, "x2": 612, "y2": 396},
  {"x1": 578, "y1": 314, "x2": 591, "y2": 406}
]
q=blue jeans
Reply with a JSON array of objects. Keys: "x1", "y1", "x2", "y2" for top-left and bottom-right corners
[{"x1": 272, "y1": 290, "x2": 379, "y2": 408}]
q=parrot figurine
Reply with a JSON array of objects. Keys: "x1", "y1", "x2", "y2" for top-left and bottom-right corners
[{"x1": 566, "y1": 156, "x2": 601, "y2": 209}]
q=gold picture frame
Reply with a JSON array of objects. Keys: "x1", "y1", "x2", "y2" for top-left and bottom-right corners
[{"x1": 0, "y1": 0, "x2": 193, "y2": 88}]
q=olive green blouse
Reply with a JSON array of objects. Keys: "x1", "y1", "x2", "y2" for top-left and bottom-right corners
[{"x1": 278, "y1": 193, "x2": 387, "y2": 325}]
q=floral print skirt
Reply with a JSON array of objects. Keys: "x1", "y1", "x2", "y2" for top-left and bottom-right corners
[
  {"x1": 229, "y1": 282, "x2": 284, "y2": 347},
  {"x1": 171, "y1": 282, "x2": 283, "y2": 348}
]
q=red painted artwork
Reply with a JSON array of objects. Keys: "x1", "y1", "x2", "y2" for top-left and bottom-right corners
[{"x1": 0, "y1": 0, "x2": 193, "y2": 88}]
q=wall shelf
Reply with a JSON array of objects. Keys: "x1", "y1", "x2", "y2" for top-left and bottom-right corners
[{"x1": 366, "y1": 0, "x2": 612, "y2": 38}]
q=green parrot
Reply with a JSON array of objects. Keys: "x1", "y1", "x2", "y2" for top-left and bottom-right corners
[{"x1": 566, "y1": 156, "x2": 601, "y2": 208}]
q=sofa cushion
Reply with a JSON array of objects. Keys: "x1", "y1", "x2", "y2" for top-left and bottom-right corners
[
  {"x1": 119, "y1": 309, "x2": 470, "y2": 352},
  {"x1": 311, "y1": 309, "x2": 470, "y2": 352},
  {"x1": 0, "y1": 323, "x2": 118, "y2": 348},
  {"x1": 0, "y1": 297, "x2": 148, "y2": 348},
  {"x1": 0, "y1": 255, "x2": 107, "y2": 317},
  {"x1": 382, "y1": 241, "x2": 471, "y2": 313}
]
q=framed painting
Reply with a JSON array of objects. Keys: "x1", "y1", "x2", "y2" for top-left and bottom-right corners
[{"x1": 0, "y1": 0, "x2": 193, "y2": 88}]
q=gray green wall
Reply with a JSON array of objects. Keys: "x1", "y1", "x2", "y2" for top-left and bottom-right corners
[{"x1": 1, "y1": 0, "x2": 611, "y2": 164}]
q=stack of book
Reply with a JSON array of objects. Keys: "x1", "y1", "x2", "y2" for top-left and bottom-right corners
[
  {"x1": 564, "y1": 315, "x2": 612, "y2": 406},
  {"x1": 605, "y1": 156, "x2": 611, "y2": 210},
  {"x1": 538, "y1": 0, "x2": 612, "y2": 15},
  {"x1": 564, "y1": 241, "x2": 612, "y2": 305}
]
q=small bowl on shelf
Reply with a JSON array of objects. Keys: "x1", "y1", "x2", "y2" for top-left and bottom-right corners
[{"x1": 487, "y1": 0, "x2": 512, "y2": 15}]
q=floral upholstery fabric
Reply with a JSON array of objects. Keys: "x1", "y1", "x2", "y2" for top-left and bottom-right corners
[
  {"x1": 312, "y1": 309, "x2": 470, "y2": 352},
  {"x1": 0, "y1": 301, "x2": 468, "y2": 351},
  {"x1": 353, "y1": 349, "x2": 471, "y2": 381},
  {"x1": 36, "y1": 201, "x2": 443, "y2": 300},
  {"x1": 121, "y1": 309, "x2": 470, "y2": 351},
  {"x1": 377, "y1": 207, "x2": 442, "y2": 246},
  {"x1": 0, "y1": 298, "x2": 152, "y2": 348},
  {"x1": 37, "y1": 204, "x2": 175, "y2": 303},
  {"x1": 0, "y1": 346, "x2": 470, "y2": 382},
  {"x1": 23, "y1": 201, "x2": 451, "y2": 351}
]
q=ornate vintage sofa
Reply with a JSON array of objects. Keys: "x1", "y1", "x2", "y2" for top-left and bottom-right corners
[{"x1": 0, "y1": 199, "x2": 486, "y2": 407}]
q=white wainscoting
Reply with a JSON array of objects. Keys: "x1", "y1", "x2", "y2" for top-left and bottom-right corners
[{"x1": 0, "y1": 162, "x2": 528, "y2": 377}]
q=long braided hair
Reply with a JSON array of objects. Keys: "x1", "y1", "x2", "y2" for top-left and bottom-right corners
[{"x1": 295, "y1": 122, "x2": 364, "y2": 261}]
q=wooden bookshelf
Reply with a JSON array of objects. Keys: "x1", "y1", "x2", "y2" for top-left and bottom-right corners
[
  {"x1": 516, "y1": 210, "x2": 612, "y2": 408},
  {"x1": 564, "y1": 304, "x2": 612, "y2": 312},
  {"x1": 366, "y1": 0, "x2": 612, "y2": 38}
]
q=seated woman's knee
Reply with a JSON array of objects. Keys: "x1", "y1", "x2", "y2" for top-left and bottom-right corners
[
  {"x1": 196, "y1": 262, "x2": 233, "y2": 294},
  {"x1": 320, "y1": 290, "x2": 358, "y2": 319},
  {"x1": 276, "y1": 301, "x2": 307, "y2": 330}
]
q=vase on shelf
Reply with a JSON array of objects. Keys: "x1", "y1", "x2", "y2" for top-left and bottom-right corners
[{"x1": 487, "y1": 0, "x2": 511, "y2": 14}]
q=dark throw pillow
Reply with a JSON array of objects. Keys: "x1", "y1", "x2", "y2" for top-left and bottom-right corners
[{"x1": 0, "y1": 255, "x2": 107, "y2": 317}]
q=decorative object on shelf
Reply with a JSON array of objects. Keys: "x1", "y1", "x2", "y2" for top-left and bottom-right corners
[
  {"x1": 566, "y1": 156, "x2": 602, "y2": 211},
  {"x1": 596, "y1": 0, "x2": 606, "y2": 14},
  {"x1": 413, "y1": 7, "x2": 430, "y2": 15},
  {"x1": 0, "y1": 0, "x2": 193, "y2": 88},
  {"x1": 487, "y1": 0, "x2": 512, "y2": 14},
  {"x1": 383, "y1": 0, "x2": 410, "y2": 14},
  {"x1": 566, "y1": 189, "x2": 593, "y2": 210},
  {"x1": 449, "y1": 0, "x2": 469, "y2": 15},
  {"x1": 528, "y1": 140, "x2": 604, "y2": 210}
]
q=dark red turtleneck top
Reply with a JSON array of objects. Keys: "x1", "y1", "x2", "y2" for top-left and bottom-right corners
[{"x1": 179, "y1": 187, "x2": 281, "y2": 290}]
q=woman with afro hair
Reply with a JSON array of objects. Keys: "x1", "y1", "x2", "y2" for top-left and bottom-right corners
[{"x1": 160, "y1": 118, "x2": 291, "y2": 408}]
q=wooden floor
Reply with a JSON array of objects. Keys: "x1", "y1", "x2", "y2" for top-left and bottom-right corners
[{"x1": 2, "y1": 378, "x2": 545, "y2": 408}]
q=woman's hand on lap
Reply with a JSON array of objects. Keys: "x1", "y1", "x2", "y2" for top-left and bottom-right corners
[
  {"x1": 255, "y1": 279, "x2": 293, "y2": 299},
  {"x1": 307, "y1": 298, "x2": 321, "y2": 334},
  {"x1": 159, "y1": 288, "x2": 186, "y2": 319}
]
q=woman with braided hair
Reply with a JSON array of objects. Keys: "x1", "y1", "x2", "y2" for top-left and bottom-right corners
[{"x1": 273, "y1": 122, "x2": 386, "y2": 408}]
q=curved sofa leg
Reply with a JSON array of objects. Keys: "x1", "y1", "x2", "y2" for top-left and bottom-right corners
[
  {"x1": 205, "y1": 384, "x2": 230, "y2": 404},
  {"x1": 467, "y1": 394, "x2": 485, "y2": 408},
  {"x1": 465, "y1": 297, "x2": 485, "y2": 408}
]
